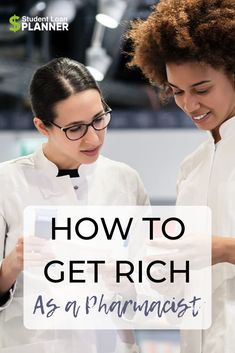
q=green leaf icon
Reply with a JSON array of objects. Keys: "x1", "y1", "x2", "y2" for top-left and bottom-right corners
[{"x1": 9, "y1": 14, "x2": 21, "y2": 32}]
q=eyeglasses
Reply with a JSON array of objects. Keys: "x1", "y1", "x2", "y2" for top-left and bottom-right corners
[{"x1": 43, "y1": 109, "x2": 112, "y2": 141}]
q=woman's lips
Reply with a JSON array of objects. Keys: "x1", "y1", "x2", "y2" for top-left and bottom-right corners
[
  {"x1": 80, "y1": 146, "x2": 100, "y2": 157},
  {"x1": 192, "y1": 112, "x2": 211, "y2": 123}
]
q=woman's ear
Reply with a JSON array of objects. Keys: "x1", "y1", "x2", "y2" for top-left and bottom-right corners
[{"x1": 33, "y1": 117, "x2": 50, "y2": 136}]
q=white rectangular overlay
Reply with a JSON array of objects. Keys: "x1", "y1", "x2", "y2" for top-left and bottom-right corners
[{"x1": 23, "y1": 206, "x2": 211, "y2": 330}]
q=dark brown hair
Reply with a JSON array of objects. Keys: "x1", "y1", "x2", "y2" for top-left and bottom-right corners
[
  {"x1": 126, "y1": 0, "x2": 235, "y2": 96},
  {"x1": 30, "y1": 57, "x2": 101, "y2": 125}
]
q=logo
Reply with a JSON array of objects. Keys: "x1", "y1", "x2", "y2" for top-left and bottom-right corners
[
  {"x1": 9, "y1": 14, "x2": 21, "y2": 32},
  {"x1": 9, "y1": 14, "x2": 69, "y2": 32}
]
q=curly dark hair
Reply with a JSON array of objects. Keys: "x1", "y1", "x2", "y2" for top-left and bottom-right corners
[{"x1": 126, "y1": 0, "x2": 235, "y2": 95}]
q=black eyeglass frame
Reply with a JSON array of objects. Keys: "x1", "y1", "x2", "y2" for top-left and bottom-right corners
[{"x1": 42, "y1": 107, "x2": 112, "y2": 141}]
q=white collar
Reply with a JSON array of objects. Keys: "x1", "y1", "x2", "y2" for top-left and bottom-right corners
[
  {"x1": 219, "y1": 116, "x2": 235, "y2": 139},
  {"x1": 33, "y1": 145, "x2": 100, "y2": 200},
  {"x1": 207, "y1": 116, "x2": 235, "y2": 142},
  {"x1": 33, "y1": 144, "x2": 99, "y2": 179}
]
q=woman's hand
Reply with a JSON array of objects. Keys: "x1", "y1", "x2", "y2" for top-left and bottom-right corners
[
  {"x1": 0, "y1": 237, "x2": 24, "y2": 294},
  {"x1": 9, "y1": 236, "x2": 24, "y2": 273},
  {"x1": 145, "y1": 235, "x2": 235, "y2": 267},
  {"x1": 212, "y1": 236, "x2": 235, "y2": 265},
  {"x1": 0, "y1": 235, "x2": 52, "y2": 295}
]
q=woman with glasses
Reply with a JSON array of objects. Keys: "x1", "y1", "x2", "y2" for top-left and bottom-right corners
[{"x1": 0, "y1": 57, "x2": 148, "y2": 353}]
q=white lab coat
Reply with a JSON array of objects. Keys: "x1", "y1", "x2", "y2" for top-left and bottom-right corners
[
  {"x1": 177, "y1": 117, "x2": 235, "y2": 353},
  {"x1": 0, "y1": 146, "x2": 149, "y2": 353}
]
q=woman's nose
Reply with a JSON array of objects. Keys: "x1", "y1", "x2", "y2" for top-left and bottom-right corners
[
  {"x1": 83, "y1": 125, "x2": 100, "y2": 144},
  {"x1": 183, "y1": 93, "x2": 200, "y2": 114}
]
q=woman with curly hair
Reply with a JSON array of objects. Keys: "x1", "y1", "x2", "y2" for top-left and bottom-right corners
[{"x1": 127, "y1": 0, "x2": 235, "y2": 352}]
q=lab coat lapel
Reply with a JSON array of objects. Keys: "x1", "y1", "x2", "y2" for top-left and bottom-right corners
[
  {"x1": 33, "y1": 146, "x2": 79, "y2": 204},
  {"x1": 32, "y1": 145, "x2": 98, "y2": 204}
]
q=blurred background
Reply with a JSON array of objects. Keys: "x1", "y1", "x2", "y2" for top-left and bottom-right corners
[{"x1": 0, "y1": 1, "x2": 206, "y2": 351}]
